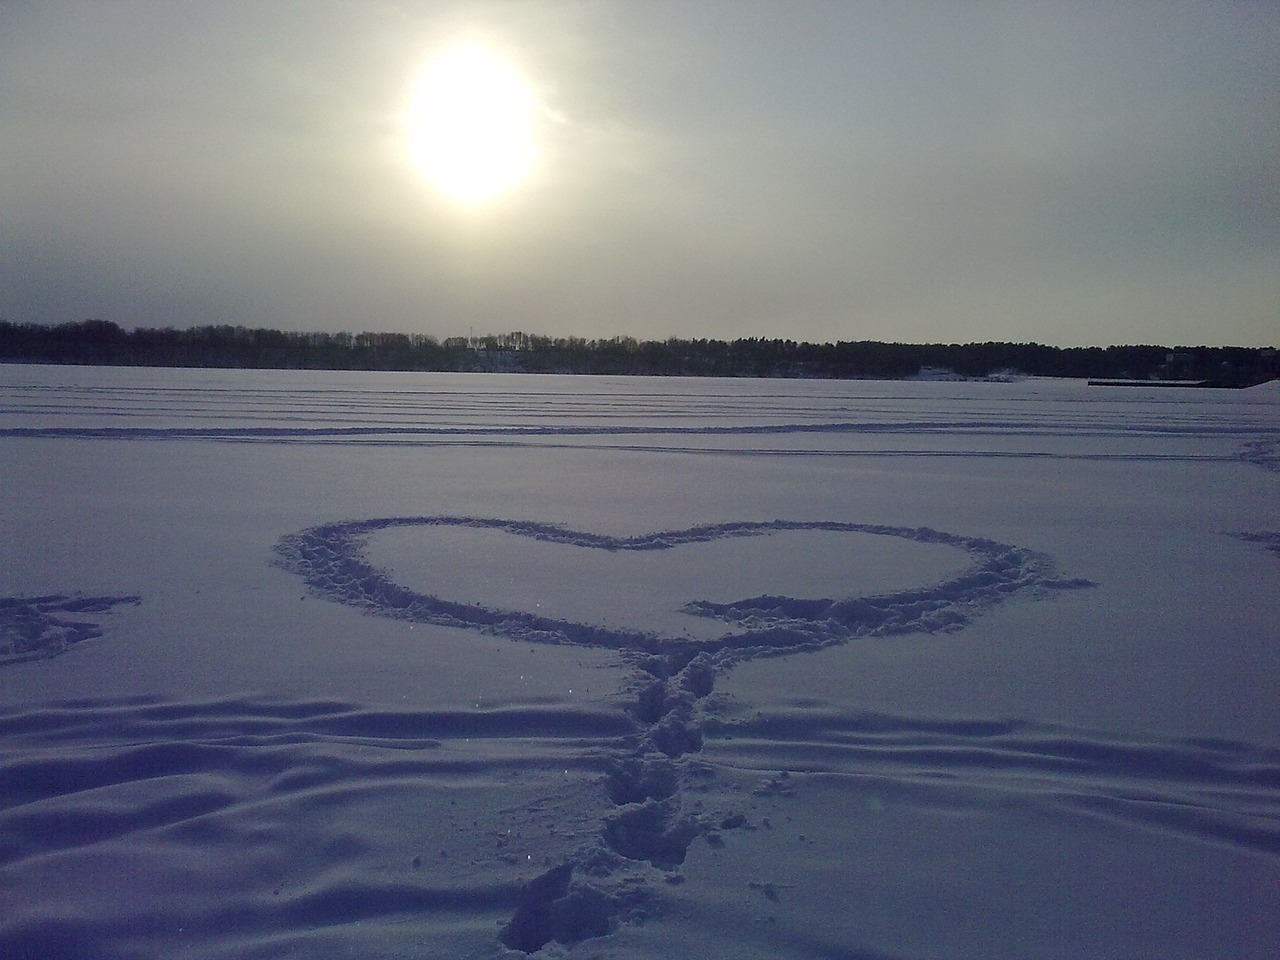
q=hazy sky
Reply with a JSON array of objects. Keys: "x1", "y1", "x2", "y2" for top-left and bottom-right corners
[{"x1": 2, "y1": 1, "x2": 1276, "y2": 347}]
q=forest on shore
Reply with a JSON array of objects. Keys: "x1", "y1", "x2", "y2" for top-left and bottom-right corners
[{"x1": 2, "y1": 319, "x2": 1276, "y2": 384}]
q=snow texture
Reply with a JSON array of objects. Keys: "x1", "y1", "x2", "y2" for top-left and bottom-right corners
[{"x1": 1, "y1": 366, "x2": 1277, "y2": 959}]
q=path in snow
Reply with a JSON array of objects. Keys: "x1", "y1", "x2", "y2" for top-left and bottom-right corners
[{"x1": 272, "y1": 515, "x2": 1096, "y2": 950}]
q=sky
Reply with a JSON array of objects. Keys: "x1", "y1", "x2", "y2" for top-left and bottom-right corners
[{"x1": 2, "y1": 1, "x2": 1276, "y2": 348}]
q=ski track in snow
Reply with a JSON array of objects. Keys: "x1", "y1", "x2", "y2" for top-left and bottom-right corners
[
  {"x1": 3, "y1": 375, "x2": 1278, "y2": 472},
  {"x1": 3, "y1": 423, "x2": 1277, "y2": 466}
]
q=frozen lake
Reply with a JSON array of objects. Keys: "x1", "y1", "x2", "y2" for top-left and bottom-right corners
[{"x1": 2, "y1": 365, "x2": 1277, "y2": 959}]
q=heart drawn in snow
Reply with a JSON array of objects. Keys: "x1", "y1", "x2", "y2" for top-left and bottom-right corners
[
  {"x1": 274, "y1": 517, "x2": 1093, "y2": 660},
  {"x1": 273, "y1": 515, "x2": 1096, "y2": 948}
]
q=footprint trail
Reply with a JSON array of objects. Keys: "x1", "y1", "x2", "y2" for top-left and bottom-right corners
[{"x1": 274, "y1": 516, "x2": 1096, "y2": 951}]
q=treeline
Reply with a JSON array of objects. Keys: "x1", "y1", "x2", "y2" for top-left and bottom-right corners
[
  {"x1": 1, "y1": 319, "x2": 1275, "y2": 383},
  {"x1": 0, "y1": 320, "x2": 458, "y2": 372}
]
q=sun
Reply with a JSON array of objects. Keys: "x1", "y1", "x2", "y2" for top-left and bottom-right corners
[{"x1": 405, "y1": 42, "x2": 539, "y2": 205}]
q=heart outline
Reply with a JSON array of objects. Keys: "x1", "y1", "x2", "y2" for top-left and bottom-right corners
[{"x1": 274, "y1": 517, "x2": 1093, "y2": 660}]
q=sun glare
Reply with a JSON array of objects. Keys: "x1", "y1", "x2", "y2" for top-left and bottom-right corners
[{"x1": 406, "y1": 42, "x2": 538, "y2": 205}]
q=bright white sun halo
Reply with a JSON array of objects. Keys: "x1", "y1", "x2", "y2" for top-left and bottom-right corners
[{"x1": 406, "y1": 42, "x2": 539, "y2": 205}]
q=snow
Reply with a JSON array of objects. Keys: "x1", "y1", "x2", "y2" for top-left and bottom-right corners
[{"x1": 1, "y1": 365, "x2": 1277, "y2": 959}]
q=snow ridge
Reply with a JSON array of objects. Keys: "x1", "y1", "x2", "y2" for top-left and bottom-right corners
[{"x1": 2, "y1": 696, "x2": 1275, "y2": 958}]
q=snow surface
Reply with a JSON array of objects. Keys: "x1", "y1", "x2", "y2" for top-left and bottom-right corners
[{"x1": 1, "y1": 365, "x2": 1277, "y2": 959}]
